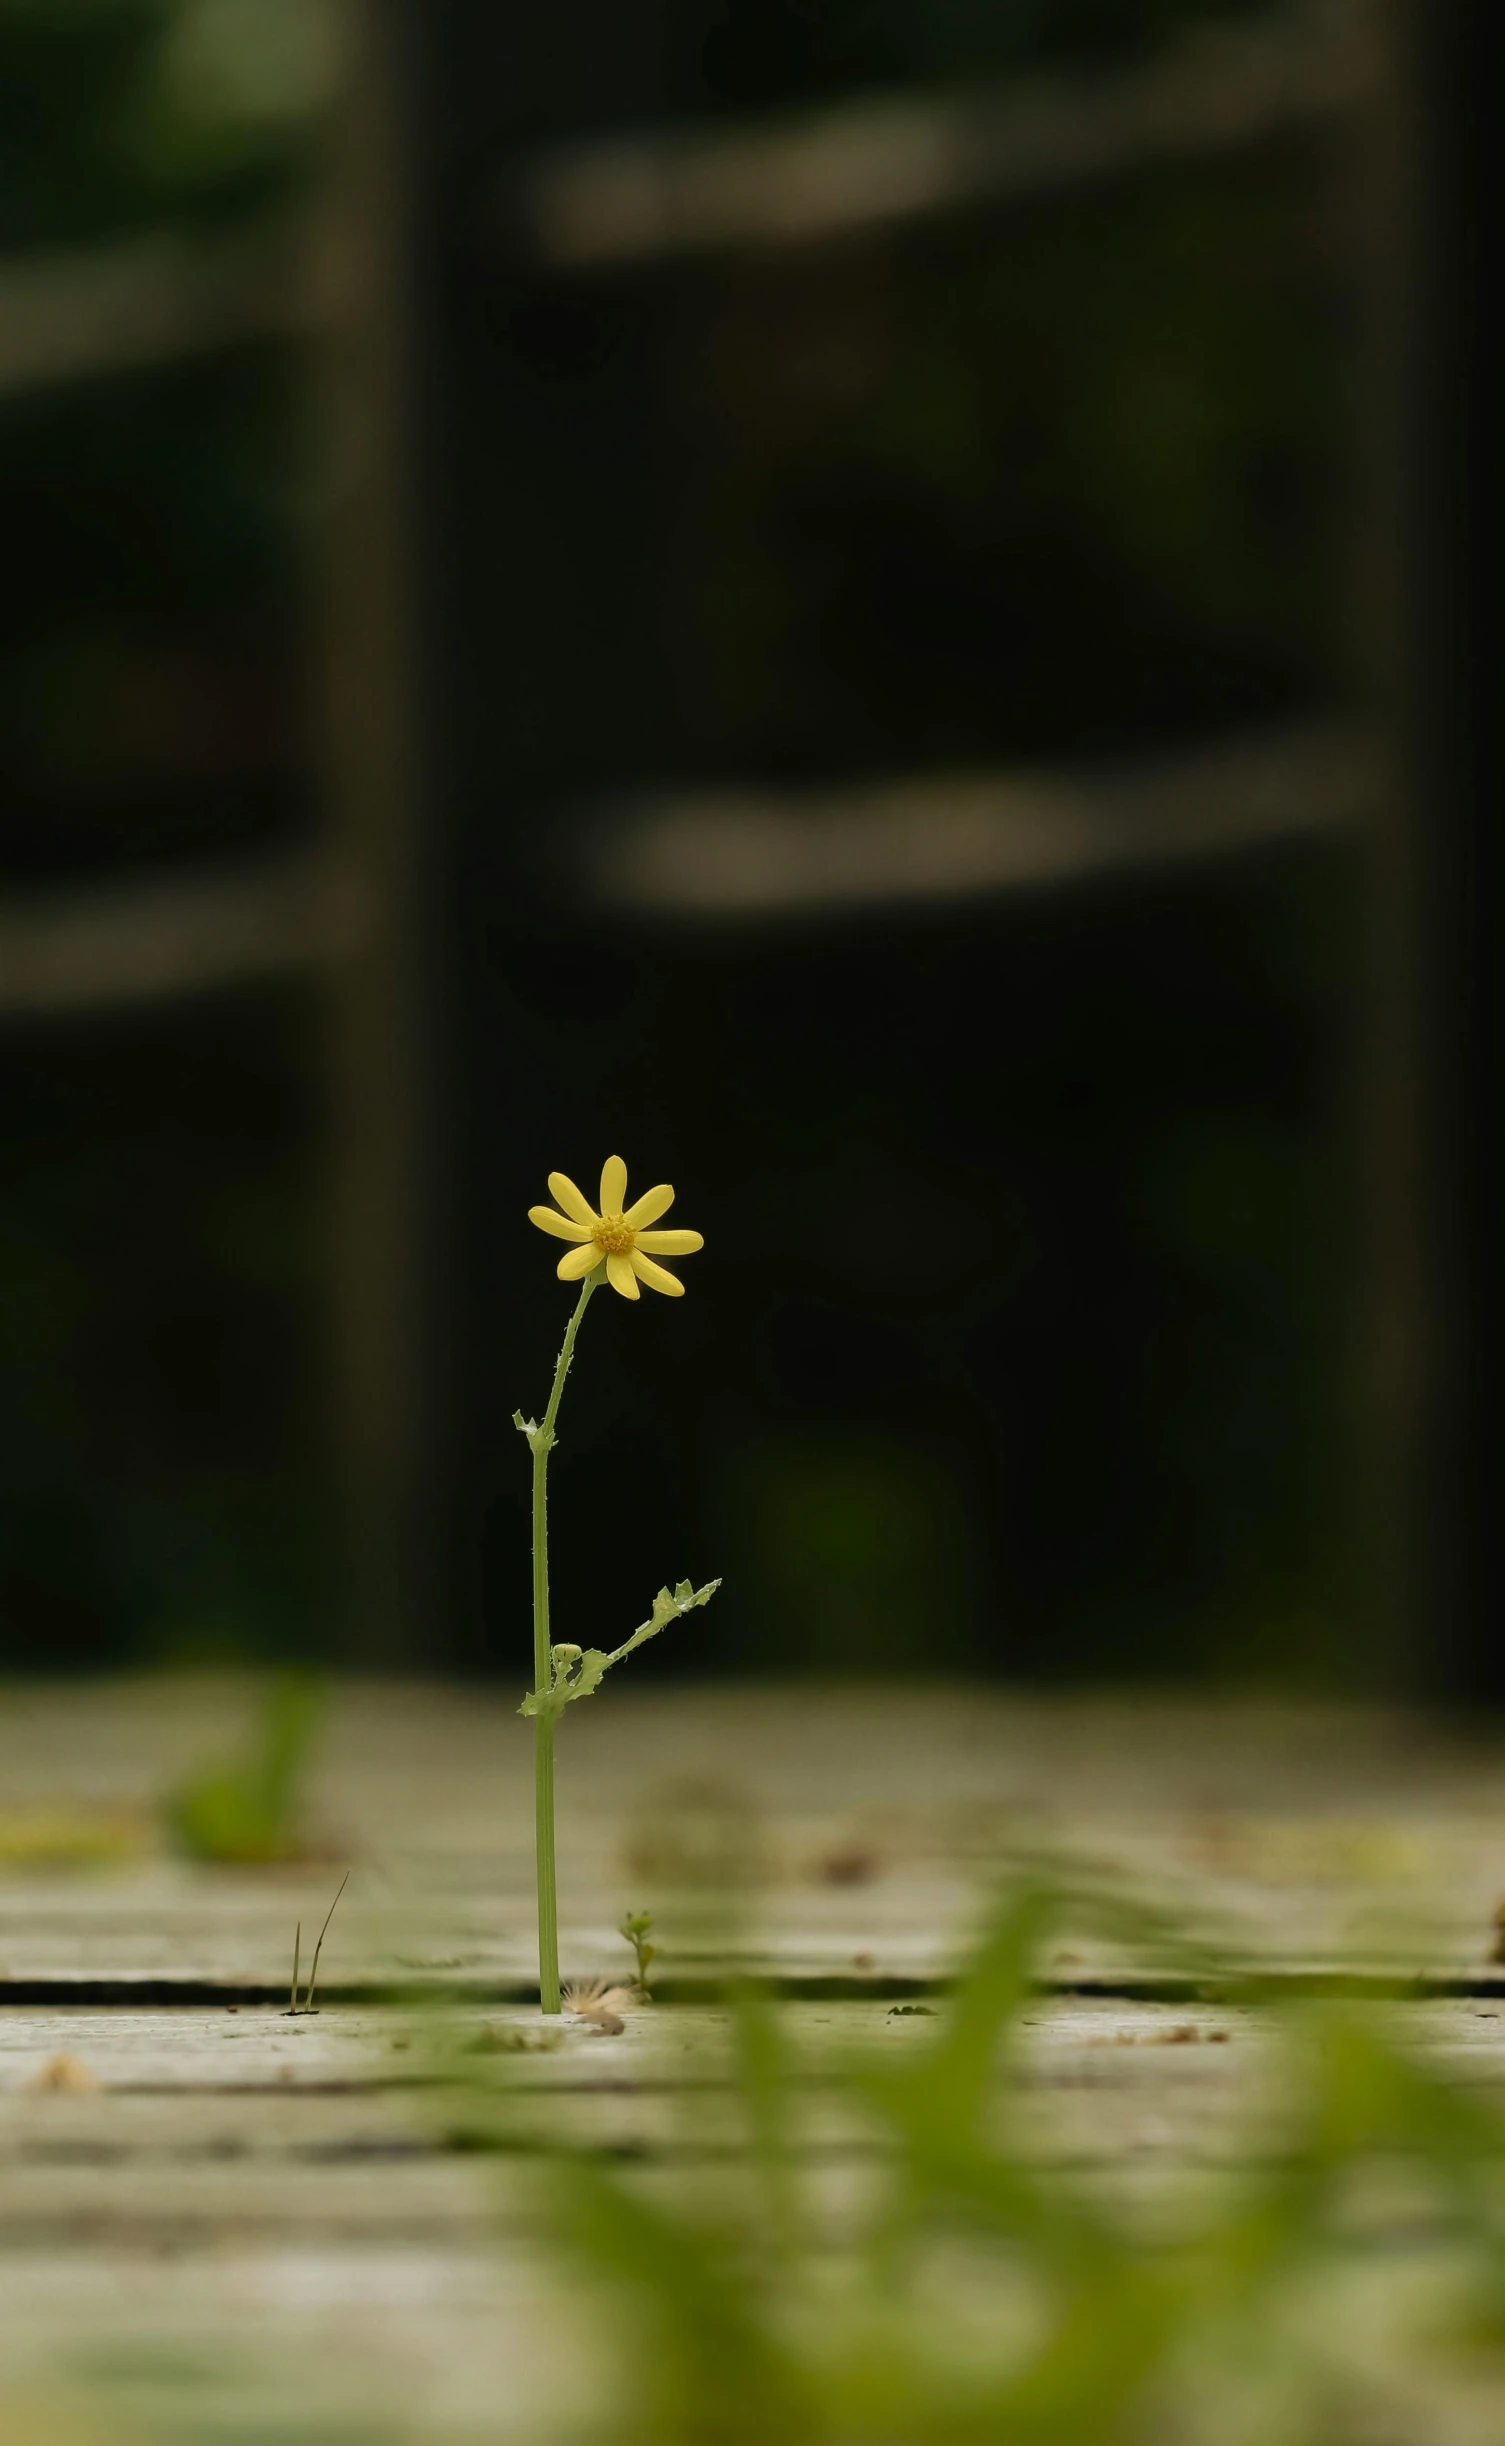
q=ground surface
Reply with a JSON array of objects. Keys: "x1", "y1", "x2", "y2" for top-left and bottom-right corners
[{"x1": 7, "y1": 1679, "x2": 1505, "y2": 2441}]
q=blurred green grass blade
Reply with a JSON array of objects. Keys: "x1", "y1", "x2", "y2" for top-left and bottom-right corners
[
  {"x1": 875, "y1": 1884, "x2": 1053, "y2": 2149},
  {"x1": 990, "y1": 2259, "x2": 1193, "y2": 2444},
  {"x1": 859, "y1": 1883, "x2": 1123, "y2": 2274},
  {"x1": 560, "y1": 2154, "x2": 818, "y2": 2446},
  {"x1": 731, "y1": 1979, "x2": 801, "y2": 2257},
  {"x1": 165, "y1": 1672, "x2": 323, "y2": 1863}
]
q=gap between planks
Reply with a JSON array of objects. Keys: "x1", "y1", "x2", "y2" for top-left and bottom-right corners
[{"x1": 10, "y1": 1970, "x2": 1505, "y2": 2006}]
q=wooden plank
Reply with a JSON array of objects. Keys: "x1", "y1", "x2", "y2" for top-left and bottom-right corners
[
  {"x1": 0, "y1": 228, "x2": 319, "y2": 398},
  {"x1": 313, "y1": 0, "x2": 448, "y2": 1668},
  {"x1": 580, "y1": 721, "x2": 1377, "y2": 923},
  {"x1": 8, "y1": 1996, "x2": 1505, "y2": 2209},
  {"x1": 508, "y1": 10, "x2": 1375, "y2": 270},
  {"x1": 0, "y1": 855, "x2": 361, "y2": 1021},
  {"x1": 4, "y1": 1992, "x2": 1505, "y2": 2439},
  {"x1": 8, "y1": 1682, "x2": 1505, "y2": 1990}
]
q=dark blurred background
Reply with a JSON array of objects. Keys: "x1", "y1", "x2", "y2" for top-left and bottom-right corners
[{"x1": 2, "y1": 1, "x2": 1496, "y2": 1693}]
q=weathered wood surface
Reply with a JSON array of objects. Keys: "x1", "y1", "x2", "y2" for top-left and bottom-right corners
[
  {"x1": 6, "y1": 1994, "x2": 1505, "y2": 2442},
  {"x1": 6, "y1": 1680, "x2": 1505, "y2": 1991},
  {"x1": 7, "y1": 1683, "x2": 1505, "y2": 2440}
]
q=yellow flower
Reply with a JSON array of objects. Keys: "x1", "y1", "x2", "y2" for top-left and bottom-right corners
[{"x1": 528, "y1": 1154, "x2": 704, "y2": 1301}]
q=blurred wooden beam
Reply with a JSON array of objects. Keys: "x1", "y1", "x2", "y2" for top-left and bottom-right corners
[
  {"x1": 0, "y1": 227, "x2": 322, "y2": 397},
  {"x1": 507, "y1": 12, "x2": 1377, "y2": 272},
  {"x1": 1373, "y1": 0, "x2": 1504, "y2": 1702},
  {"x1": 579, "y1": 721, "x2": 1375, "y2": 922},
  {"x1": 1336, "y1": 0, "x2": 1427, "y2": 1700},
  {"x1": 315, "y1": 0, "x2": 448, "y2": 1667},
  {"x1": 0, "y1": 718, "x2": 1373, "y2": 1025},
  {"x1": 0, "y1": 852, "x2": 363, "y2": 1019}
]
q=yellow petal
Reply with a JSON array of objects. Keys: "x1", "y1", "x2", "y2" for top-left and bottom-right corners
[
  {"x1": 622, "y1": 1182, "x2": 674, "y2": 1229},
  {"x1": 635, "y1": 1228, "x2": 702, "y2": 1255},
  {"x1": 599, "y1": 1154, "x2": 628, "y2": 1213},
  {"x1": 548, "y1": 1173, "x2": 597, "y2": 1226},
  {"x1": 529, "y1": 1205, "x2": 594, "y2": 1242},
  {"x1": 629, "y1": 1250, "x2": 684, "y2": 1296},
  {"x1": 557, "y1": 1243, "x2": 603, "y2": 1281},
  {"x1": 605, "y1": 1251, "x2": 639, "y2": 1300}
]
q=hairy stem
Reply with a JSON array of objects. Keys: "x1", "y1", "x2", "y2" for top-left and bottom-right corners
[{"x1": 532, "y1": 1272, "x2": 599, "y2": 2012}]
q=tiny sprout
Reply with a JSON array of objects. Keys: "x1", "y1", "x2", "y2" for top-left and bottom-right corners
[
  {"x1": 285, "y1": 1869, "x2": 349, "y2": 2016},
  {"x1": 620, "y1": 1909, "x2": 657, "y2": 1996}
]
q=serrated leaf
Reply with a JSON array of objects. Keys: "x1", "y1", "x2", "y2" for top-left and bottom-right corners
[{"x1": 520, "y1": 1578, "x2": 722, "y2": 1729}]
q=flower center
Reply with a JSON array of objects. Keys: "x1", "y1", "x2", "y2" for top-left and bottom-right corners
[{"x1": 592, "y1": 1214, "x2": 636, "y2": 1256}]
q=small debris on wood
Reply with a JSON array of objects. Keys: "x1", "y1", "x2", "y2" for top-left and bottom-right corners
[
  {"x1": 1085, "y1": 2024, "x2": 1231, "y2": 2047},
  {"x1": 818, "y1": 1843, "x2": 883, "y2": 1887},
  {"x1": 468, "y1": 2024, "x2": 563, "y2": 2055},
  {"x1": 852, "y1": 1951, "x2": 877, "y2": 1973},
  {"x1": 27, "y1": 2054, "x2": 101, "y2": 2095},
  {"x1": 563, "y1": 1979, "x2": 636, "y2": 2035}
]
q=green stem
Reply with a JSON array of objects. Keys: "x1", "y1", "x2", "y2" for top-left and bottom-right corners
[{"x1": 532, "y1": 1271, "x2": 599, "y2": 2012}]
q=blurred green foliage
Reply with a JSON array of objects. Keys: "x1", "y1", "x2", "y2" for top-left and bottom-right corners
[
  {"x1": 718, "y1": 1432, "x2": 975, "y2": 1673},
  {"x1": 453, "y1": 1887, "x2": 1505, "y2": 2445},
  {"x1": 0, "y1": 0, "x2": 335, "y2": 245},
  {"x1": 164, "y1": 1670, "x2": 322, "y2": 1861}
]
